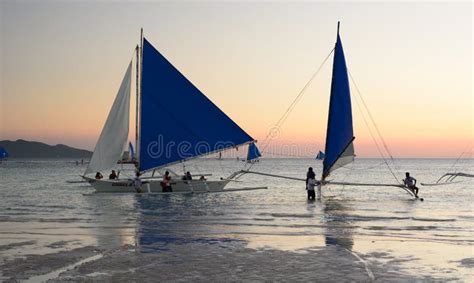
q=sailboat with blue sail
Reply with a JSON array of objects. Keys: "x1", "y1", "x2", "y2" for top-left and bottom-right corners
[
  {"x1": 0, "y1": 147, "x2": 8, "y2": 162},
  {"x1": 246, "y1": 142, "x2": 262, "y2": 163},
  {"x1": 315, "y1": 151, "x2": 325, "y2": 160},
  {"x1": 241, "y1": 22, "x2": 419, "y2": 199},
  {"x1": 318, "y1": 23, "x2": 416, "y2": 198},
  {"x1": 322, "y1": 22, "x2": 355, "y2": 181},
  {"x1": 83, "y1": 30, "x2": 265, "y2": 193}
]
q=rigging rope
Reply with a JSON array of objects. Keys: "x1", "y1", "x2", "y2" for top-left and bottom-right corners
[
  {"x1": 243, "y1": 47, "x2": 335, "y2": 175},
  {"x1": 269, "y1": 47, "x2": 335, "y2": 141},
  {"x1": 347, "y1": 70, "x2": 402, "y2": 184},
  {"x1": 338, "y1": 161, "x2": 387, "y2": 171},
  {"x1": 261, "y1": 151, "x2": 315, "y2": 158},
  {"x1": 447, "y1": 143, "x2": 473, "y2": 173},
  {"x1": 348, "y1": 71, "x2": 397, "y2": 164}
]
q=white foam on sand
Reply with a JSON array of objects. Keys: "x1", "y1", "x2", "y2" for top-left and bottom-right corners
[
  {"x1": 25, "y1": 253, "x2": 103, "y2": 283},
  {"x1": 42, "y1": 243, "x2": 439, "y2": 282}
]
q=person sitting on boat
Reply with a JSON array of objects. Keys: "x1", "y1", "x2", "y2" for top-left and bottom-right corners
[
  {"x1": 306, "y1": 167, "x2": 317, "y2": 200},
  {"x1": 161, "y1": 171, "x2": 173, "y2": 192},
  {"x1": 109, "y1": 170, "x2": 118, "y2": 180},
  {"x1": 199, "y1": 175, "x2": 206, "y2": 181},
  {"x1": 403, "y1": 172, "x2": 419, "y2": 196},
  {"x1": 95, "y1": 172, "x2": 103, "y2": 180},
  {"x1": 181, "y1": 171, "x2": 192, "y2": 181}
]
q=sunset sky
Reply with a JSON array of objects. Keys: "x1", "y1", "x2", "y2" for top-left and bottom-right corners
[{"x1": 0, "y1": 1, "x2": 472, "y2": 158}]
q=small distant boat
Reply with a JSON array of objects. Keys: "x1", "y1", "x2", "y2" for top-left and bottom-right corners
[
  {"x1": 245, "y1": 142, "x2": 262, "y2": 163},
  {"x1": 315, "y1": 151, "x2": 325, "y2": 160},
  {"x1": 0, "y1": 147, "x2": 8, "y2": 162},
  {"x1": 83, "y1": 30, "x2": 264, "y2": 194},
  {"x1": 117, "y1": 142, "x2": 137, "y2": 164}
]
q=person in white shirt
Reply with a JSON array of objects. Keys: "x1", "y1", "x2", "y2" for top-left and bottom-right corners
[
  {"x1": 403, "y1": 172, "x2": 419, "y2": 196},
  {"x1": 134, "y1": 172, "x2": 143, "y2": 193}
]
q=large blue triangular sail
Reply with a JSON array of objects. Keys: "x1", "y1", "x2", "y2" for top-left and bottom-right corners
[
  {"x1": 322, "y1": 23, "x2": 355, "y2": 179},
  {"x1": 139, "y1": 38, "x2": 254, "y2": 172}
]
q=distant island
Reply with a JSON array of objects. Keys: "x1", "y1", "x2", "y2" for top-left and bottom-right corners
[{"x1": 0, "y1": 139, "x2": 92, "y2": 158}]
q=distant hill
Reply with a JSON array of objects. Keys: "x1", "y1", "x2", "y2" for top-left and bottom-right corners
[{"x1": 0, "y1": 139, "x2": 92, "y2": 158}]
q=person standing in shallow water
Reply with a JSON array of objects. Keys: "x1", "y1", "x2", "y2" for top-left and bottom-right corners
[
  {"x1": 161, "y1": 171, "x2": 173, "y2": 192},
  {"x1": 134, "y1": 172, "x2": 143, "y2": 193},
  {"x1": 306, "y1": 167, "x2": 317, "y2": 200}
]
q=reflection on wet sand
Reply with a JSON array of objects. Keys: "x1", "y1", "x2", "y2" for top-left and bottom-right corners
[
  {"x1": 86, "y1": 194, "x2": 137, "y2": 248},
  {"x1": 322, "y1": 197, "x2": 354, "y2": 251},
  {"x1": 136, "y1": 195, "x2": 246, "y2": 253}
]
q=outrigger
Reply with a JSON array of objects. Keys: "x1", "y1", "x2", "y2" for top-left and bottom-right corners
[{"x1": 235, "y1": 22, "x2": 422, "y2": 200}]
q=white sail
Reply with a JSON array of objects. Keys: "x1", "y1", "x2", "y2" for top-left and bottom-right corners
[
  {"x1": 326, "y1": 142, "x2": 355, "y2": 176},
  {"x1": 85, "y1": 62, "x2": 132, "y2": 175}
]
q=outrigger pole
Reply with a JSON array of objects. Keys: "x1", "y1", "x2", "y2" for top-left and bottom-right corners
[
  {"x1": 239, "y1": 170, "x2": 420, "y2": 199},
  {"x1": 437, "y1": 172, "x2": 474, "y2": 183}
]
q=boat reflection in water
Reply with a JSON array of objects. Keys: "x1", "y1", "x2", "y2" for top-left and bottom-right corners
[
  {"x1": 322, "y1": 198, "x2": 354, "y2": 251},
  {"x1": 135, "y1": 195, "x2": 245, "y2": 253},
  {"x1": 86, "y1": 194, "x2": 138, "y2": 249}
]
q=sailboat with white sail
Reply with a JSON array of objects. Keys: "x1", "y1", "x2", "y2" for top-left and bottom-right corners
[
  {"x1": 83, "y1": 30, "x2": 264, "y2": 193},
  {"x1": 241, "y1": 22, "x2": 420, "y2": 199}
]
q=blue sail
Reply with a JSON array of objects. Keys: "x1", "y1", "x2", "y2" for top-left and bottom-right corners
[
  {"x1": 139, "y1": 38, "x2": 254, "y2": 172},
  {"x1": 0, "y1": 147, "x2": 8, "y2": 159},
  {"x1": 315, "y1": 151, "x2": 325, "y2": 160},
  {"x1": 322, "y1": 23, "x2": 355, "y2": 179},
  {"x1": 246, "y1": 142, "x2": 262, "y2": 161}
]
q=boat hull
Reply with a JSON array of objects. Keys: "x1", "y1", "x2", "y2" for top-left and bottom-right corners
[{"x1": 83, "y1": 177, "x2": 230, "y2": 193}]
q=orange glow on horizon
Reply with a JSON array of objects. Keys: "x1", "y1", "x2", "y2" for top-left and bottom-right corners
[{"x1": 0, "y1": 2, "x2": 471, "y2": 158}]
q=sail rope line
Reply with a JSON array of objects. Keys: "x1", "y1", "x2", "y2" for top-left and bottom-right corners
[
  {"x1": 348, "y1": 70, "x2": 398, "y2": 164},
  {"x1": 349, "y1": 77, "x2": 398, "y2": 182},
  {"x1": 262, "y1": 151, "x2": 314, "y2": 158},
  {"x1": 347, "y1": 70, "x2": 402, "y2": 185},
  {"x1": 447, "y1": 143, "x2": 472, "y2": 173},
  {"x1": 242, "y1": 47, "x2": 335, "y2": 175},
  {"x1": 267, "y1": 47, "x2": 336, "y2": 143},
  {"x1": 350, "y1": 83, "x2": 401, "y2": 185},
  {"x1": 339, "y1": 161, "x2": 386, "y2": 171}
]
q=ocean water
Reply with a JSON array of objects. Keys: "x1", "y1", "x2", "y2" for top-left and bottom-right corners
[{"x1": 0, "y1": 158, "x2": 472, "y2": 281}]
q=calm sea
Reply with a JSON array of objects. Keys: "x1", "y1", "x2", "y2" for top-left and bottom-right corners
[{"x1": 0, "y1": 158, "x2": 472, "y2": 280}]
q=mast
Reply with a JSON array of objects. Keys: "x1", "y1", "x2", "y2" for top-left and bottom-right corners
[
  {"x1": 135, "y1": 45, "x2": 139, "y2": 168},
  {"x1": 136, "y1": 28, "x2": 143, "y2": 171}
]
